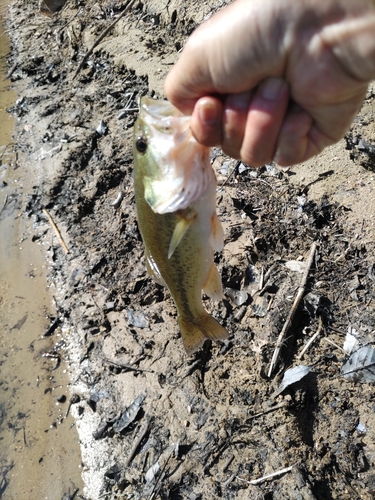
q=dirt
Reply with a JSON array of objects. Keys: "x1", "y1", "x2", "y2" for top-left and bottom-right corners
[{"x1": 4, "y1": 1, "x2": 375, "y2": 499}]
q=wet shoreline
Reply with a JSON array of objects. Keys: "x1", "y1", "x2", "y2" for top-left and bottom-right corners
[{"x1": 0, "y1": 1, "x2": 83, "y2": 497}]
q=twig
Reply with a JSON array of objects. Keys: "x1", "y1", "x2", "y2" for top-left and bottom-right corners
[
  {"x1": 101, "y1": 356, "x2": 153, "y2": 373},
  {"x1": 221, "y1": 472, "x2": 237, "y2": 487},
  {"x1": 0, "y1": 195, "x2": 8, "y2": 215},
  {"x1": 72, "y1": 0, "x2": 137, "y2": 79},
  {"x1": 148, "y1": 450, "x2": 173, "y2": 500},
  {"x1": 5, "y1": 62, "x2": 17, "y2": 80},
  {"x1": 268, "y1": 242, "x2": 317, "y2": 377},
  {"x1": 236, "y1": 463, "x2": 296, "y2": 486},
  {"x1": 243, "y1": 402, "x2": 288, "y2": 424},
  {"x1": 218, "y1": 160, "x2": 241, "y2": 192},
  {"x1": 0, "y1": 143, "x2": 9, "y2": 161},
  {"x1": 327, "y1": 325, "x2": 346, "y2": 335},
  {"x1": 297, "y1": 316, "x2": 323, "y2": 360},
  {"x1": 124, "y1": 419, "x2": 149, "y2": 467},
  {"x1": 258, "y1": 263, "x2": 278, "y2": 296},
  {"x1": 222, "y1": 454, "x2": 235, "y2": 473},
  {"x1": 42, "y1": 208, "x2": 69, "y2": 253},
  {"x1": 322, "y1": 337, "x2": 346, "y2": 354},
  {"x1": 43, "y1": 316, "x2": 61, "y2": 337},
  {"x1": 259, "y1": 266, "x2": 264, "y2": 291}
]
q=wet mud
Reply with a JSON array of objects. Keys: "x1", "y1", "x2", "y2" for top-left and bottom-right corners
[
  {"x1": 3, "y1": 1, "x2": 375, "y2": 499},
  {"x1": 0, "y1": 1, "x2": 83, "y2": 498}
]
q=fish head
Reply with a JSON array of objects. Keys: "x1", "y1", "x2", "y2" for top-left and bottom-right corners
[{"x1": 133, "y1": 97, "x2": 215, "y2": 214}]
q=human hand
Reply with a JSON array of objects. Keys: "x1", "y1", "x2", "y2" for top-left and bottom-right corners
[{"x1": 165, "y1": 0, "x2": 375, "y2": 166}]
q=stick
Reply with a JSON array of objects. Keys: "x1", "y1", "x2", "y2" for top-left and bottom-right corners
[
  {"x1": 221, "y1": 472, "x2": 237, "y2": 487},
  {"x1": 124, "y1": 419, "x2": 149, "y2": 467},
  {"x1": 0, "y1": 195, "x2": 8, "y2": 215},
  {"x1": 218, "y1": 160, "x2": 241, "y2": 192},
  {"x1": 297, "y1": 316, "x2": 323, "y2": 360},
  {"x1": 243, "y1": 402, "x2": 288, "y2": 424},
  {"x1": 72, "y1": 0, "x2": 137, "y2": 79},
  {"x1": 5, "y1": 62, "x2": 17, "y2": 80},
  {"x1": 268, "y1": 242, "x2": 317, "y2": 377},
  {"x1": 322, "y1": 337, "x2": 346, "y2": 354},
  {"x1": 148, "y1": 450, "x2": 173, "y2": 500},
  {"x1": 101, "y1": 356, "x2": 153, "y2": 373},
  {"x1": 236, "y1": 463, "x2": 296, "y2": 486},
  {"x1": 42, "y1": 208, "x2": 69, "y2": 254}
]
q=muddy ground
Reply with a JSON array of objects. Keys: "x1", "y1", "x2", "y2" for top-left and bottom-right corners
[{"x1": 5, "y1": 0, "x2": 375, "y2": 499}]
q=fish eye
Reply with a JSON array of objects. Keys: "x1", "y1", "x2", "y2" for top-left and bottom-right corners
[{"x1": 136, "y1": 136, "x2": 148, "y2": 154}]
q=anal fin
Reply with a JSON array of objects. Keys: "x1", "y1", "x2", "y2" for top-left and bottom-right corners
[
  {"x1": 202, "y1": 261, "x2": 223, "y2": 300},
  {"x1": 209, "y1": 212, "x2": 224, "y2": 252}
]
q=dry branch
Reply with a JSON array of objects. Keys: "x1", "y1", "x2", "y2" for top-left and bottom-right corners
[
  {"x1": 237, "y1": 463, "x2": 297, "y2": 486},
  {"x1": 124, "y1": 419, "x2": 149, "y2": 467},
  {"x1": 72, "y1": 0, "x2": 137, "y2": 79},
  {"x1": 297, "y1": 316, "x2": 323, "y2": 360},
  {"x1": 268, "y1": 241, "x2": 317, "y2": 377},
  {"x1": 42, "y1": 208, "x2": 69, "y2": 253}
]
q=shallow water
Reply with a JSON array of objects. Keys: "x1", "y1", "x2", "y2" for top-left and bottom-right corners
[{"x1": 0, "y1": 2, "x2": 83, "y2": 498}]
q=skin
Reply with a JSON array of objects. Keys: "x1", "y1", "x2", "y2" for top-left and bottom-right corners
[{"x1": 165, "y1": 0, "x2": 375, "y2": 167}]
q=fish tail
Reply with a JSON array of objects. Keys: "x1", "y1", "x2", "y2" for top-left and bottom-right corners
[{"x1": 179, "y1": 312, "x2": 229, "y2": 355}]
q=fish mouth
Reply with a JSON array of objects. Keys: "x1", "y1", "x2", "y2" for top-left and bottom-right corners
[
  {"x1": 140, "y1": 96, "x2": 180, "y2": 119},
  {"x1": 139, "y1": 97, "x2": 190, "y2": 135}
]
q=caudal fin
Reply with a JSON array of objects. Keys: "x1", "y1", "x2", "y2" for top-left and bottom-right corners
[{"x1": 178, "y1": 312, "x2": 229, "y2": 355}]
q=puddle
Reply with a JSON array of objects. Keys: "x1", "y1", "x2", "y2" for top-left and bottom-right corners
[{"x1": 0, "y1": 1, "x2": 83, "y2": 498}]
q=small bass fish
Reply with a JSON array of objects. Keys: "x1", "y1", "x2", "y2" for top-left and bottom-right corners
[{"x1": 133, "y1": 97, "x2": 228, "y2": 354}]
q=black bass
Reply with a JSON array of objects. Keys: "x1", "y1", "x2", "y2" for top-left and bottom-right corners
[{"x1": 133, "y1": 97, "x2": 228, "y2": 354}]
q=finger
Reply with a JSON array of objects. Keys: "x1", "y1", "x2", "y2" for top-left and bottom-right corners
[
  {"x1": 274, "y1": 88, "x2": 367, "y2": 166},
  {"x1": 190, "y1": 97, "x2": 223, "y2": 147},
  {"x1": 221, "y1": 91, "x2": 253, "y2": 159},
  {"x1": 240, "y1": 77, "x2": 289, "y2": 167},
  {"x1": 273, "y1": 104, "x2": 315, "y2": 166}
]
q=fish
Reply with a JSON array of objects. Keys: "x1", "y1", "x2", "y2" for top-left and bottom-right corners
[{"x1": 133, "y1": 97, "x2": 229, "y2": 354}]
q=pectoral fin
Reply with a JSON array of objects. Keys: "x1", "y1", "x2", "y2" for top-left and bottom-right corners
[
  {"x1": 202, "y1": 261, "x2": 223, "y2": 300},
  {"x1": 168, "y1": 210, "x2": 197, "y2": 259},
  {"x1": 209, "y1": 212, "x2": 224, "y2": 252}
]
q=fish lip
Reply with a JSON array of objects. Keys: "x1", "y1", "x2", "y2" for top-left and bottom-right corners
[
  {"x1": 139, "y1": 97, "x2": 190, "y2": 133},
  {"x1": 140, "y1": 96, "x2": 179, "y2": 119}
]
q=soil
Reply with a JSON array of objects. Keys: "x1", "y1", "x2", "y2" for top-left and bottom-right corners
[{"x1": 4, "y1": 1, "x2": 375, "y2": 499}]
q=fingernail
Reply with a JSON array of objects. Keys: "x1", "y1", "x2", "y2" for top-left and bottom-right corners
[
  {"x1": 273, "y1": 147, "x2": 283, "y2": 165},
  {"x1": 274, "y1": 148, "x2": 292, "y2": 167},
  {"x1": 260, "y1": 77, "x2": 287, "y2": 101},
  {"x1": 198, "y1": 99, "x2": 220, "y2": 125}
]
